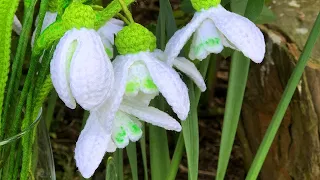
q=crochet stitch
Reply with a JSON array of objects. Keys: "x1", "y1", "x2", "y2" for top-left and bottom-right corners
[
  {"x1": 191, "y1": 0, "x2": 221, "y2": 11},
  {"x1": 115, "y1": 23, "x2": 156, "y2": 54}
]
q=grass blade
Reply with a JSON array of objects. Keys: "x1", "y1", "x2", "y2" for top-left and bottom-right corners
[
  {"x1": 126, "y1": 142, "x2": 138, "y2": 180},
  {"x1": 216, "y1": 52, "x2": 250, "y2": 180},
  {"x1": 167, "y1": 55, "x2": 211, "y2": 180},
  {"x1": 106, "y1": 157, "x2": 117, "y2": 180},
  {"x1": 140, "y1": 122, "x2": 148, "y2": 180},
  {"x1": 148, "y1": 0, "x2": 177, "y2": 179},
  {"x1": 149, "y1": 123, "x2": 170, "y2": 180},
  {"x1": 166, "y1": 133, "x2": 184, "y2": 180},
  {"x1": 114, "y1": 149, "x2": 123, "y2": 180},
  {"x1": 245, "y1": 13, "x2": 320, "y2": 180},
  {"x1": 181, "y1": 80, "x2": 199, "y2": 180}
]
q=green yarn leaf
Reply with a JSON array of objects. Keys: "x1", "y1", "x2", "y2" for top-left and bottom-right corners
[{"x1": 0, "y1": 0, "x2": 20, "y2": 136}]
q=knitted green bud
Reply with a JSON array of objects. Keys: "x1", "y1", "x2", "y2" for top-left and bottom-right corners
[
  {"x1": 115, "y1": 23, "x2": 156, "y2": 55},
  {"x1": 62, "y1": 2, "x2": 95, "y2": 29},
  {"x1": 191, "y1": 0, "x2": 221, "y2": 11}
]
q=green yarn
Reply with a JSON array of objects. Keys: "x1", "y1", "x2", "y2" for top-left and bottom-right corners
[
  {"x1": 34, "y1": 2, "x2": 96, "y2": 55},
  {"x1": 191, "y1": 0, "x2": 221, "y2": 11},
  {"x1": 115, "y1": 23, "x2": 156, "y2": 54},
  {"x1": 48, "y1": 0, "x2": 70, "y2": 13},
  {"x1": 62, "y1": 2, "x2": 95, "y2": 29},
  {"x1": 34, "y1": 21, "x2": 66, "y2": 55},
  {"x1": 94, "y1": 0, "x2": 134, "y2": 29},
  {"x1": 0, "y1": 0, "x2": 20, "y2": 135}
]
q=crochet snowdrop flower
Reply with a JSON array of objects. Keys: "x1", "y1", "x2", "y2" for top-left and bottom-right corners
[
  {"x1": 75, "y1": 98, "x2": 182, "y2": 178},
  {"x1": 165, "y1": 0, "x2": 265, "y2": 64},
  {"x1": 75, "y1": 23, "x2": 205, "y2": 178},
  {"x1": 50, "y1": 3, "x2": 114, "y2": 110}
]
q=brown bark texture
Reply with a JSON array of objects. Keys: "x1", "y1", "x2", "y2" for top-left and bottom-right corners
[{"x1": 240, "y1": 0, "x2": 320, "y2": 179}]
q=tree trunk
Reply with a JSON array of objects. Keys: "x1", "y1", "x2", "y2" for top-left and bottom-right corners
[{"x1": 240, "y1": 0, "x2": 320, "y2": 179}]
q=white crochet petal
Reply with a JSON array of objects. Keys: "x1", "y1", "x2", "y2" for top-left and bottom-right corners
[
  {"x1": 97, "y1": 18, "x2": 124, "y2": 44},
  {"x1": 173, "y1": 57, "x2": 206, "y2": 92},
  {"x1": 114, "y1": 111, "x2": 142, "y2": 142},
  {"x1": 124, "y1": 92, "x2": 158, "y2": 106},
  {"x1": 164, "y1": 10, "x2": 211, "y2": 65},
  {"x1": 97, "y1": 18, "x2": 124, "y2": 58},
  {"x1": 209, "y1": 5, "x2": 265, "y2": 63},
  {"x1": 142, "y1": 53, "x2": 190, "y2": 120},
  {"x1": 189, "y1": 19, "x2": 223, "y2": 60},
  {"x1": 120, "y1": 100, "x2": 182, "y2": 131},
  {"x1": 69, "y1": 28, "x2": 114, "y2": 110},
  {"x1": 75, "y1": 112, "x2": 112, "y2": 178},
  {"x1": 50, "y1": 29, "x2": 80, "y2": 109},
  {"x1": 95, "y1": 53, "x2": 141, "y2": 131}
]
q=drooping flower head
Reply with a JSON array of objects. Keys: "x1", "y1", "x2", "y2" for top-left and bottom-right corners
[
  {"x1": 50, "y1": 2, "x2": 114, "y2": 110},
  {"x1": 165, "y1": 0, "x2": 265, "y2": 63},
  {"x1": 74, "y1": 22, "x2": 187, "y2": 178}
]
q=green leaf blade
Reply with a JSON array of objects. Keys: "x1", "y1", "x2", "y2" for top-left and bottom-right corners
[
  {"x1": 216, "y1": 52, "x2": 250, "y2": 180},
  {"x1": 126, "y1": 142, "x2": 138, "y2": 180}
]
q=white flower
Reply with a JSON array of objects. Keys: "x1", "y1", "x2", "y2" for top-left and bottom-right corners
[
  {"x1": 97, "y1": 18, "x2": 124, "y2": 58},
  {"x1": 75, "y1": 98, "x2": 182, "y2": 178},
  {"x1": 165, "y1": 4, "x2": 265, "y2": 64},
  {"x1": 50, "y1": 28, "x2": 114, "y2": 110},
  {"x1": 153, "y1": 49, "x2": 206, "y2": 92},
  {"x1": 74, "y1": 50, "x2": 189, "y2": 178},
  {"x1": 74, "y1": 23, "x2": 207, "y2": 178}
]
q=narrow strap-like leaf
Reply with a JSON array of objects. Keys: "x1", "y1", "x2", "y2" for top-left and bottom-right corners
[
  {"x1": 114, "y1": 149, "x2": 124, "y2": 180},
  {"x1": 216, "y1": 52, "x2": 250, "y2": 180},
  {"x1": 106, "y1": 157, "x2": 118, "y2": 180},
  {"x1": 126, "y1": 142, "x2": 138, "y2": 180},
  {"x1": 139, "y1": 122, "x2": 148, "y2": 180}
]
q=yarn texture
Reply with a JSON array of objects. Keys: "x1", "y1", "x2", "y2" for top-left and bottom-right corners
[
  {"x1": 191, "y1": 0, "x2": 221, "y2": 11},
  {"x1": 115, "y1": 23, "x2": 156, "y2": 54}
]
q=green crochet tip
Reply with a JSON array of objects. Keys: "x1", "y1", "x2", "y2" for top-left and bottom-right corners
[
  {"x1": 191, "y1": 0, "x2": 221, "y2": 11},
  {"x1": 115, "y1": 23, "x2": 156, "y2": 55},
  {"x1": 62, "y1": 2, "x2": 95, "y2": 29}
]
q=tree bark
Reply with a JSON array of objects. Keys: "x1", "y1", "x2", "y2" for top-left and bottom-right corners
[{"x1": 240, "y1": 0, "x2": 320, "y2": 179}]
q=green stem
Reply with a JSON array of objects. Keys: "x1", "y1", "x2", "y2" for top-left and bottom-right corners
[
  {"x1": 245, "y1": 13, "x2": 320, "y2": 180},
  {"x1": 114, "y1": 149, "x2": 123, "y2": 180},
  {"x1": 45, "y1": 91, "x2": 57, "y2": 130},
  {"x1": 94, "y1": 0, "x2": 134, "y2": 29},
  {"x1": 116, "y1": 13, "x2": 130, "y2": 25},
  {"x1": 216, "y1": 52, "x2": 250, "y2": 180},
  {"x1": 166, "y1": 133, "x2": 185, "y2": 180},
  {"x1": 139, "y1": 122, "x2": 148, "y2": 180},
  {"x1": 126, "y1": 142, "x2": 138, "y2": 180},
  {"x1": 118, "y1": 0, "x2": 134, "y2": 23},
  {"x1": 1, "y1": 0, "x2": 38, "y2": 138},
  {"x1": 20, "y1": 86, "x2": 34, "y2": 180}
]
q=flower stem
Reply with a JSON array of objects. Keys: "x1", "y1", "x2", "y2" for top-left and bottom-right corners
[
  {"x1": 118, "y1": 0, "x2": 134, "y2": 23},
  {"x1": 117, "y1": 13, "x2": 130, "y2": 25},
  {"x1": 245, "y1": 13, "x2": 320, "y2": 180}
]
